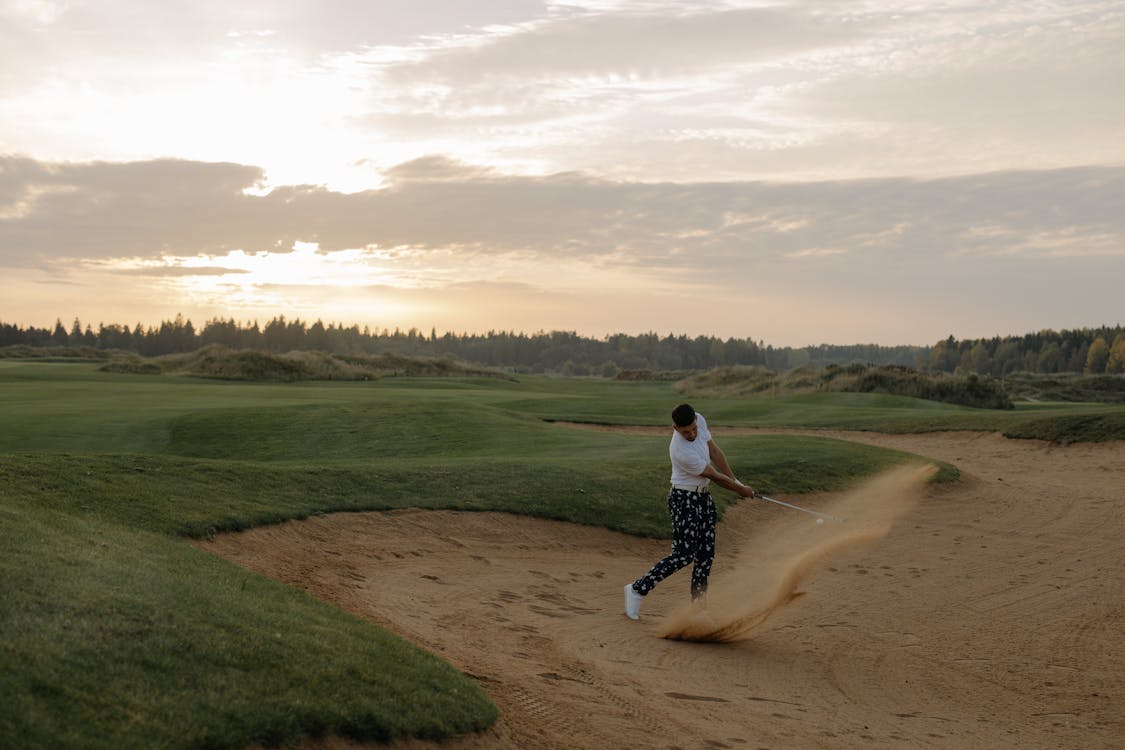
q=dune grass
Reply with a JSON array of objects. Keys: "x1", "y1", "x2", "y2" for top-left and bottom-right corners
[{"x1": 2, "y1": 360, "x2": 1119, "y2": 749}]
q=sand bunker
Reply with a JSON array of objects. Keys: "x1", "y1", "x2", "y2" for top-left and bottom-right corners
[
  {"x1": 196, "y1": 432, "x2": 1124, "y2": 750},
  {"x1": 659, "y1": 463, "x2": 937, "y2": 642}
]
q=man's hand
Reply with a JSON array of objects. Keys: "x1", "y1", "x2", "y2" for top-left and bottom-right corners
[
  {"x1": 703, "y1": 467, "x2": 755, "y2": 497},
  {"x1": 734, "y1": 479, "x2": 756, "y2": 498}
]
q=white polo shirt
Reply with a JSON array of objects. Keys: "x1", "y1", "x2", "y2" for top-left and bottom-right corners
[{"x1": 669, "y1": 412, "x2": 712, "y2": 487}]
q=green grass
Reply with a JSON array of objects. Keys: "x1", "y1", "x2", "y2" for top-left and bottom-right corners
[
  {"x1": 98, "y1": 344, "x2": 513, "y2": 381},
  {"x1": 1, "y1": 503, "x2": 496, "y2": 749},
  {"x1": 530, "y1": 386, "x2": 1125, "y2": 439},
  {"x1": 2, "y1": 361, "x2": 1120, "y2": 749},
  {"x1": 680, "y1": 363, "x2": 1015, "y2": 409},
  {"x1": 1000, "y1": 410, "x2": 1125, "y2": 443}
]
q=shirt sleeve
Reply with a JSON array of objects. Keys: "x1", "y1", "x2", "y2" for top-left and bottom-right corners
[{"x1": 696, "y1": 413, "x2": 712, "y2": 443}]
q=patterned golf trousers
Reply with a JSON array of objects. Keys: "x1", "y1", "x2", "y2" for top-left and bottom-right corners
[{"x1": 632, "y1": 487, "x2": 717, "y2": 600}]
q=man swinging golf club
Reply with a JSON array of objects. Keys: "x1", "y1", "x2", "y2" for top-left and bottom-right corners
[{"x1": 624, "y1": 403, "x2": 756, "y2": 620}]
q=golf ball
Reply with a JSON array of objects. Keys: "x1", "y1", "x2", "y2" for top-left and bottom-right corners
[{"x1": 816, "y1": 518, "x2": 825, "y2": 525}]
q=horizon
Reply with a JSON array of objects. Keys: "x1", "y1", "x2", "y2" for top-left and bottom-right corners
[
  {"x1": 3, "y1": 2, "x2": 1123, "y2": 348},
  {"x1": 6, "y1": 312, "x2": 1124, "y2": 353}
]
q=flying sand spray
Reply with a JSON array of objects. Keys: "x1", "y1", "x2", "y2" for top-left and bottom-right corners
[{"x1": 660, "y1": 464, "x2": 938, "y2": 642}]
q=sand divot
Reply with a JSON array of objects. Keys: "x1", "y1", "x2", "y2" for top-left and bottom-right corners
[{"x1": 657, "y1": 463, "x2": 938, "y2": 642}]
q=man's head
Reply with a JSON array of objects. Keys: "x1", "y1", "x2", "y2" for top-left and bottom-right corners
[{"x1": 672, "y1": 403, "x2": 699, "y2": 441}]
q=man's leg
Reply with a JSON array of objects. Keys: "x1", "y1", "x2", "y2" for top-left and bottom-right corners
[
  {"x1": 632, "y1": 489, "x2": 701, "y2": 595},
  {"x1": 689, "y1": 493, "x2": 718, "y2": 600}
]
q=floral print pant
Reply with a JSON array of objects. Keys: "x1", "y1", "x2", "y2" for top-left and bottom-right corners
[{"x1": 632, "y1": 488, "x2": 717, "y2": 600}]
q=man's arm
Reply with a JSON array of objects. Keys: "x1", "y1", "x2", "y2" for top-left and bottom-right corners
[
  {"x1": 708, "y1": 439, "x2": 738, "y2": 481},
  {"x1": 704, "y1": 439, "x2": 755, "y2": 497},
  {"x1": 701, "y1": 463, "x2": 755, "y2": 498}
]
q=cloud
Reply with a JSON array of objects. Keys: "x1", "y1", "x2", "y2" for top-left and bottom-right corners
[
  {"x1": 117, "y1": 265, "x2": 251, "y2": 277},
  {"x1": 5, "y1": 147, "x2": 1123, "y2": 355},
  {"x1": 0, "y1": 0, "x2": 551, "y2": 71},
  {"x1": 5, "y1": 0, "x2": 1122, "y2": 190},
  {"x1": 0, "y1": 157, "x2": 273, "y2": 261},
  {"x1": 392, "y1": 5, "x2": 864, "y2": 82},
  {"x1": 4, "y1": 154, "x2": 1123, "y2": 317},
  {"x1": 4, "y1": 155, "x2": 1124, "y2": 265},
  {"x1": 763, "y1": 2, "x2": 1125, "y2": 175},
  {"x1": 383, "y1": 155, "x2": 500, "y2": 183},
  {"x1": 348, "y1": 0, "x2": 1125, "y2": 182},
  {"x1": 365, "y1": 4, "x2": 872, "y2": 143}
]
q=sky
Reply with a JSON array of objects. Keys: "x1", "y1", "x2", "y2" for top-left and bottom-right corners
[{"x1": 1, "y1": 0, "x2": 1123, "y2": 347}]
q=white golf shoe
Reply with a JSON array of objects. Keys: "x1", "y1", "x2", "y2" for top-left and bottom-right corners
[{"x1": 624, "y1": 583, "x2": 644, "y2": 620}]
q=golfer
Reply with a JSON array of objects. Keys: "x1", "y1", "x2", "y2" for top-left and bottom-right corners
[{"x1": 624, "y1": 403, "x2": 755, "y2": 620}]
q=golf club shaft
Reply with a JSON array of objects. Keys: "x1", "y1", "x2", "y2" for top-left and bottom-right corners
[{"x1": 753, "y1": 493, "x2": 845, "y2": 522}]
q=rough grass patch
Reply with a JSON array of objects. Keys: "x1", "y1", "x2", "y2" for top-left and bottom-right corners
[
  {"x1": 1002, "y1": 411, "x2": 1125, "y2": 443},
  {"x1": 98, "y1": 345, "x2": 513, "y2": 382},
  {"x1": 680, "y1": 364, "x2": 1013, "y2": 409}
]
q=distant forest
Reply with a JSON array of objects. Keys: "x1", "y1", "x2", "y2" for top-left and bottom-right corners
[{"x1": 2, "y1": 316, "x2": 1123, "y2": 376}]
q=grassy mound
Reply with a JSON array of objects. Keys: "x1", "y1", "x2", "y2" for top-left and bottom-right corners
[
  {"x1": 1001, "y1": 373, "x2": 1125, "y2": 404},
  {"x1": 0, "y1": 344, "x2": 109, "y2": 361},
  {"x1": 1, "y1": 492, "x2": 498, "y2": 750},
  {"x1": 1002, "y1": 411, "x2": 1125, "y2": 443},
  {"x1": 614, "y1": 368, "x2": 695, "y2": 381},
  {"x1": 679, "y1": 364, "x2": 1013, "y2": 409},
  {"x1": 99, "y1": 345, "x2": 512, "y2": 381}
]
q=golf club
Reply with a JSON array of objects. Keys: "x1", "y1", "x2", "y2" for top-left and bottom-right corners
[{"x1": 752, "y1": 492, "x2": 846, "y2": 523}]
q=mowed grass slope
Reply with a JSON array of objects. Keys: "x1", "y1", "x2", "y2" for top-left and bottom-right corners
[
  {"x1": 4, "y1": 361, "x2": 1117, "y2": 749},
  {"x1": 2, "y1": 504, "x2": 494, "y2": 749}
]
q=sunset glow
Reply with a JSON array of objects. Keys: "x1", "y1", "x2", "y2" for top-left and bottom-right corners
[{"x1": 2, "y1": 1, "x2": 1123, "y2": 345}]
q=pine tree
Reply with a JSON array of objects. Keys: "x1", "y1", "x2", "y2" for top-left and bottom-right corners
[{"x1": 52, "y1": 319, "x2": 68, "y2": 346}]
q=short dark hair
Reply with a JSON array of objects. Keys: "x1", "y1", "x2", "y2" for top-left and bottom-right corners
[{"x1": 672, "y1": 403, "x2": 696, "y2": 427}]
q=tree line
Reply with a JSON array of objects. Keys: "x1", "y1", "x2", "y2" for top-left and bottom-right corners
[
  {"x1": 1, "y1": 315, "x2": 923, "y2": 375},
  {"x1": 2, "y1": 316, "x2": 1121, "y2": 375},
  {"x1": 926, "y1": 326, "x2": 1125, "y2": 376}
]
